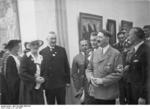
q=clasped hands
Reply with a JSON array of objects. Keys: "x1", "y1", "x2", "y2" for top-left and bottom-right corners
[{"x1": 90, "y1": 64, "x2": 124, "y2": 87}]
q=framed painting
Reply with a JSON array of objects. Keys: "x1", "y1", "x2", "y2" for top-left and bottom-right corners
[
  {"x1": 106, "y1": 19, "x2": 116, "y2": 45},
  {"x1": 78, "y1": 12, "x2": 103, "y2": 47},
  {"x1": 120, "y1": 20, "x2": 133, "y2": 32}
]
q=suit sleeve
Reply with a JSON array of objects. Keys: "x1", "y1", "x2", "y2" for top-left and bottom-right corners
[
  {"x1": 139, "y1": 49, "x2": 149, "y2": 99},
  {"x1": 64, "y1": 48, "x2": 70, "y2": 84},
  {"x1": 20, "y1": 55, "x2": 35, "y2": 82},
  {"x1": 102, "y1": 53, "x2": 123, "y2": 86}
]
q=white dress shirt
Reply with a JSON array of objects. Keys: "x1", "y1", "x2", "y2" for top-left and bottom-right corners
[{"x1": 99, "y1": 44, "x2": 110, "y2": 55}]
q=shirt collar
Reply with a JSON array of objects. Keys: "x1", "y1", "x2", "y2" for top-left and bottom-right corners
[
  {"x1": 134, "y1": 41, "x2": 144, "y2": 52},
  {"x1": 80, "y1": 52, "x2": 84, "y2": 56},
  {"x1": 99, "y1": 44, "x2": 110, "y2": 55},
  {"x1": 48, "y1": 45, "x2": 55, "y2": 49}
]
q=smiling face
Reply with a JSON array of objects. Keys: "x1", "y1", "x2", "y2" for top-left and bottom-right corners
[
  {"x1": 118, "y1": 33, "x2": 126, "y2": 43},
  {"x1": 128, "y1": 28, "x2": 138, "y2": 46},
  {"x1": 90, "y1": 35, "x2": 97, "y2": 49},
  {"x1": 80, "y1": 40, "x2": 88, "y2": 52},
  {"x1": 47, "y1": 33, "x2": 57, "y2": 47}
]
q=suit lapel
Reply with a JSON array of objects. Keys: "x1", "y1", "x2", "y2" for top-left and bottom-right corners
[
  {"x1": 131, "y1": 43, "x2": 145, "y2": 61},
  {"x1": 97, "y1": 46, "x2": 112, "y2": 63}
]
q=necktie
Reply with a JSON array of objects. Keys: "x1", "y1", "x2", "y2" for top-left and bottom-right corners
[
  {"x1": 126, "y1": 48, "x2": 135, "y2": 63},
  {"x1": 101, "y1": 48, "x2": 103, "y2": 55}
]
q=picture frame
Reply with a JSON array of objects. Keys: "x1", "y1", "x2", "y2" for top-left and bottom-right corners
[
  {"x1": 78, "y1": 12, "x2": 103, "y2": 47},
  {"x1": 106, "y1": 19, "x2": 116, "y2": 45},
  {"x1": 120, "y1": 20, "x2": 133, "y2": 32}
]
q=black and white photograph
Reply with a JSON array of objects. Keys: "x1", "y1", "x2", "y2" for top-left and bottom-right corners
[{"x1": 0, "y1": 0, "x2": 150, "y2": 108}]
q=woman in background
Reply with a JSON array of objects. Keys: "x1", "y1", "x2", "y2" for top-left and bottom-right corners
[
  {"x1": 4, "y1": 40, "x2": 21, "y2": 104},
  {"x1": 19, "y1": 40, "x2": 45, "y2": 104}
]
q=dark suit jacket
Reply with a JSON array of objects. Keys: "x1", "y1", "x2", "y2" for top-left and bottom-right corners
[
  {"x1": 5, "y1": 55, "x2": 20, "y2": 104},
  {"x1": 40, "y1": 46, "x2": 70, "y2": 89},
  {"x1": 0, "y1": 73, "x2": 10, "y2": 104},
  {"x1": 126, "y1": 43, "x2": 149, "y2": 99}
]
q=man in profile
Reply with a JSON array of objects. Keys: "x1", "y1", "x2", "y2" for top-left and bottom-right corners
[{"x1": 125, "y1": 27, "x2": 149, "y2": 104}]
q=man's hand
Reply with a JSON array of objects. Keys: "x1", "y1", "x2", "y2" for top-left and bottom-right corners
[
  {"x1": 90, "y1": 77, "x2": 100, "y2": 87},
  {"x1": 92, "y1": 77, "x2": 103, "y2": 85},
  {"x1": 115, "y1": 64, "x2": 123, "y2": 73},
  {"x1": 138, "y1": 98, "x2": 146, "y2": 104}
]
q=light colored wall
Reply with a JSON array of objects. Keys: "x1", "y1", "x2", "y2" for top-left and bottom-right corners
[
  {"x1": 66, "y1": 0, "x2": 150, "y2": 64},
  {"x1": 18, "y1": 0, "x2": 37, "y2": 46},
  {"x1": 34, "y1": 0, "x2": 56, "y2": 48},
  {"x1": 18, "y1": 0, "x2": 56, "y2": 49}
]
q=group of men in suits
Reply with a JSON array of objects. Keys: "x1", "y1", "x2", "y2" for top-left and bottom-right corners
[
  {"x1": 72, "y1": 27, "x2": 150, "y2": 104},
  {"x1": 1, "y1": 26, "x2": 150, "y2": 105}
]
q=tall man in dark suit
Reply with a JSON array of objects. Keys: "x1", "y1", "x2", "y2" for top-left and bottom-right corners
[
  {"x1": 40, "y1": 31, "x2": 70, "y2": 104},
  {"x1": 125, "y1": 27, "x2": 149, "y2": 104}
]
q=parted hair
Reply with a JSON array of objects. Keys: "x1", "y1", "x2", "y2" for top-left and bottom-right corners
[
  {"x1": 99, "y1": 29, "x2": 112, "y2": 38},
  {"x1": 132, "y1": 27, "x2": 145, "y2": 40}
]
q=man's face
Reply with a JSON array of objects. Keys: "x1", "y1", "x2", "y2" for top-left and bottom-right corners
[
  {"x1": 118, "y1": 33, "x2": 125, "y2": 43},
  {"x1": 90, "y1": 35, "x2": 97, "y2": 49},
  {"x1": 143, "y1": 28, "x2": 150, "y2": 38},
  {"x1": 97, "y1": 32, "x2": 109, "y2": 48},
  {"x1": 128, "y1": 29, "x2": 137, "y2": 46},
  {"x1": 47, "y1": 33, "x2": 57, "y2": 47},
  {"x1": 80, "y1": 40, "x2": 88, "y2": 52}
]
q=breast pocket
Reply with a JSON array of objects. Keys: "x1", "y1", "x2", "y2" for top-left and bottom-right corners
[{"x1": 103, "y1": 63, "x2": 112, "y2": 73}]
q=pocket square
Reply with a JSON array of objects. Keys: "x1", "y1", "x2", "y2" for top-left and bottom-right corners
[{"x1": 133, "y1": 59, "x2": 139, "y2": 62}]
